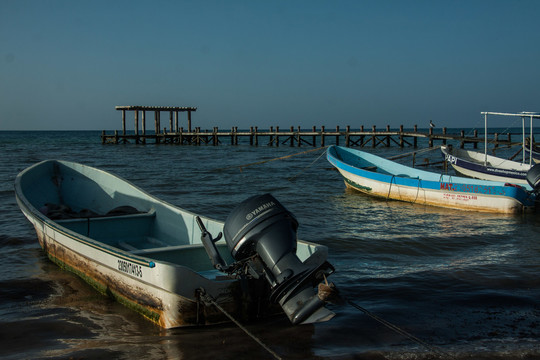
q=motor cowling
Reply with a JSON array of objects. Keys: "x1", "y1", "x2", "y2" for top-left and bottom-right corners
[
  {"x1": 526, "y1": 163, "x2": 540, "y2": 194},
  {"x1": 223, "y1": 194, "x2": 335, "y2": 325}
]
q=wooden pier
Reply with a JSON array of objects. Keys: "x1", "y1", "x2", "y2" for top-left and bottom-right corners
[{"x1": 101, "y1": 105, "x2": 522, "y2": 149}]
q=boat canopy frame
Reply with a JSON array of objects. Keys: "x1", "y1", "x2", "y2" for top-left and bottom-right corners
[{"x1": 480, "y1": 111, "x2": 540, "y2": 167}]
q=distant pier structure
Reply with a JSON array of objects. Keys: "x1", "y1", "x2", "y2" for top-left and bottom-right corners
[
  {"x1": 101, "y1": 105, "x2": 522, "y2": 149},
  {"x1": 105, "y1": 105, "x2": 197, "y2": 144}
]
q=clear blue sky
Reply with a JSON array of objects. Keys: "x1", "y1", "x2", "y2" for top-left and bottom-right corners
[{"x1": 1, "y1": 0, "x2": 539, "y2": 131}]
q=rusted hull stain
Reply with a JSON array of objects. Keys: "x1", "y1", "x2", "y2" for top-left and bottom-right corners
[
  {"x1": 37, "y1": 228, "x2": 166, "y2": 325},
  {"x1": 35, "y1": 225, "x2": 278, "y2": 328}
]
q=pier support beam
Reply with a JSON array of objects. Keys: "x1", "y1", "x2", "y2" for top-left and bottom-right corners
[
  {"x1": 141, "y1": 111, "x2": 146, "y2": 144},
  {"x1": 134, "y1": 110, "x2": 139, "y2": 144},
  {"x1": 154, "y1": 111, "x2": 161, "y2": 143},
  {"x1": 254, "y1": 126, "x2": 258, "y2": 146},
  {"x1": 122, "y1": 110, "x2": 126, "y2": 136}
]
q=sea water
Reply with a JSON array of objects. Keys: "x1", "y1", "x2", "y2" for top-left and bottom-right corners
[{"x1": 0, "y1": 130, "x2": 539, "y2": 360}]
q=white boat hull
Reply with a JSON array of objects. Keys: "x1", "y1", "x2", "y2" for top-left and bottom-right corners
[
  {"x1": 20, "y1": 204, "x2": 248, "y2": 328},
  {"x1": 327, "y1": 146, "x2": 536, "y2": 214},
  {"x1": 338, "y1": 167, "x2": 528, "y2": 214},
  {"x1": 15, "y1": 160, "x2": 332, "y2": 328}
]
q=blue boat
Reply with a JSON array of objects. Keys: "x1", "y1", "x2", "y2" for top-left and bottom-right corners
[{"x1": 327, "y1": 145, "x2": 539, "y2": 213}]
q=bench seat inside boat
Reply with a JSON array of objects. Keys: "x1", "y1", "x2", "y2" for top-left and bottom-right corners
[
  {"x1": 56, "y1": 210, "x2": 233, "y2": 273},
  {"x1": 56, "y1": 210, "x2": 157, "y2": 247}
]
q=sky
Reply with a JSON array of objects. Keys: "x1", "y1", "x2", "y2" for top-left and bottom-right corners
[{"x1": 1, "y1": 0, "x2": 540, "y2": 131}]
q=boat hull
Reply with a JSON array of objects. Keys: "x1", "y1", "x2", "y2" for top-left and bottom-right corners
[
  {"x1": 327, "y1": 146, "x2": 536, "y2": 214},
  {"x1": 17, "y1": 199, "x2": 273, "y2": 328}
]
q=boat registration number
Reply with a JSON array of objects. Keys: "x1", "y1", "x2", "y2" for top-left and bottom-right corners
[
  {"x1": 440, "y1": 182, "x2": 504, "y2": 195},
  {"x1": 118, "y1": 259, "x2": 143, "y2": 278},
  {"x1": 442, "y1": 193, "x2": 478, "y2": 201}
]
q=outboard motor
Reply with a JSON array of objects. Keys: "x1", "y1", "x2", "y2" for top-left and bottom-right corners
[
  {"x1": 221, "y1": 194, "x2": 335, "y2": 325},
  {"x1": 526, "y1": 163, "x2": 540, "y2": 195}
]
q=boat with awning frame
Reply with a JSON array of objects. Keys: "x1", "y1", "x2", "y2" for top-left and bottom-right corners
[{"x1": 442, "y1": 111, "x2": 540, "y2": 183}]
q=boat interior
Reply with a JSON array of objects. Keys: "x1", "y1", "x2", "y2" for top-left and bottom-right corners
[
  {"x1": 20, "y1": 160, "x2": 320, "y2": 277},
  {"x1": 54, "y1": 212, "x2": 234, "y2": 273}
]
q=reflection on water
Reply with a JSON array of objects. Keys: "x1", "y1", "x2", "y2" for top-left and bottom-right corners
[{"x1": 1, "y1": 132, "x2": 539, "y2": 359}]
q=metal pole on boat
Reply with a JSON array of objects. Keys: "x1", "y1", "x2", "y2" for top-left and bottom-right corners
[
  {"x1": 530, "y1": 114, "x2": 534, "y2": 166},
  {"x1": 523, "y1": 114, "x2": 526, "y2": 165},
  {"x1": 484, "y1": 113, "x2": 488, "y2": 166}
]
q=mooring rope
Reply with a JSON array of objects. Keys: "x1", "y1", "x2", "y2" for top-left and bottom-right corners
[
  {"x1": 197, "y1": 288, "x2": 283, "y2": 360},
  {"x1": 388, "y1": 145, "x2": 442, "y2": 161},
  {"x1": 386, "y1": 175, "x2": 395, "y2": 201},
  {"x1": 217, "y1": 145, "x2": 442, "y2": 173},
  {"x1": 509, "y1": 145, "x2": 524, "y2": 161},
  {"x1": 347, "y1": 300, "x2": 452, "y2": 358},
  {"x1": 287, "y1": 146, "x2": 328, "y2": 181},
  {"x1": 215, "y1": 146, "x2": 328, "y2": 172},
  {"x1": 413, "y1": 178, "x2": 421, "y2": 204},
  {"x1": 199, "y1": 282, "x2": 451, "y2": 359},
  {"x1": 316, "y1": 279, "x2": 452, "y2": 358}
]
